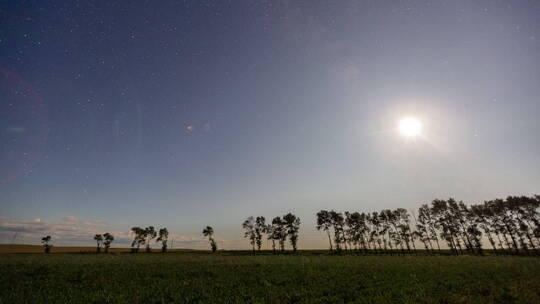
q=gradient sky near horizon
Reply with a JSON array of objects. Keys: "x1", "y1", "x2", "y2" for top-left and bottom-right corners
[{"x1": 1, "y1": 0, "x2": 539, "y2": 248}]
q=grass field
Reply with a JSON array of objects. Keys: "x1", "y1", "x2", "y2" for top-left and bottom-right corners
[{"x1": 1, "y1": 250, "x2": 539, "y2": 303}]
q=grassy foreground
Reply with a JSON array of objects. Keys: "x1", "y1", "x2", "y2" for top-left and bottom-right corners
[{"x1": 1, "y1": 252, "x2": 539, "y2": 303}]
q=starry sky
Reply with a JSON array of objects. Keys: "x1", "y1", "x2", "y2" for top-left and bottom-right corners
[{"x1": 1, "y1": 0, "x2": 539, "y2": 248}]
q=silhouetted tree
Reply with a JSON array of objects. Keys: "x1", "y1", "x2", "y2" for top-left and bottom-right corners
[
  {"x1": 378, "y1": 210, "x2": 391, "y2": 251},
  {"x1": 345, "y1": 211, "x2": 363, "y2": 251},
  {"x1": 94, "y1": 234, "x2": 103, "y2": 253},
  {"x1": 358, "y1": 212, "x2": 371, "y2": 252},
  {"x1": 255, "y1": 216, "x2": 266, "y2": 251},
  {"x1": 266, "y1": 223, "x2": 277, "y2": 253},
  {"x1": 329, "y1": 210, "x2": 345, "y2": 252},
  {"x1": 316, "y1": 210, "x2": 333, "y2": 252},
  {"x1": 509, "y1": 196, "x2": 539, "y2": 253},
  {"x1": 470, "y1": 204, "x2": 498, "y2": 253},
  {"x1": 283, "y1": 213, "x2": 301, "y2": 253},
  {"x1": 417, "y1": 204, "x2": 436, "y2": 252},
  {"x1": 144, "y1": 226, "x2": 157, "y2": 253},
  {"x1": 131, "y1": 227, "x2": 145, "y2": 253},
  {"x1": 315, "y1": 195, "x2": 539, "y2": 256},
  {"x1": 431, "y1": 199, "x2": 459, "y2": 254},
  {"x1": 103, "y1": 233, "x2": 114, "y2": 253},
  {"x1": 272, "y1": 216, "x2": 287, "y2": 252},
  {"x1": 157, "y1": 228, "x2": 169, "y2": 253},
  {"x1": 411, "y1": 209, "x2": 430, "y2": 252},
  {"x1": 368, "y1": 212, "x2": 382, "y2": 252},
  {"x1": 41, "y1": 235, "x2": 51, "y2": 254},
  {"x1": 203, "y1": 226, "x2": 217, "y2": 253},
  {"x1": 242, "y1": 216, "x2": 257, "y2": 251},
  {"x1": 395, "y1": 208, "x2": 415, "y2": 253},
  {"x1": 255, "y1": 216, "x2": 267, "y2": 251}
]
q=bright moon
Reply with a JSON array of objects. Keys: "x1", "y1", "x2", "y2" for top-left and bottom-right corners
[{"x1": 398, "y1": 117, "x2": 422, "y2": 137}]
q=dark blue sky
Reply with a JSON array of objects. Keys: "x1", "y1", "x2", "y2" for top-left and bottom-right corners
[{"x1": 1, "y1": 0, "x2": 539, "y2": 248}]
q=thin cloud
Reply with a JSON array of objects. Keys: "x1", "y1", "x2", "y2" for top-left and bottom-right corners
[
  {"x1": 0, "y1": 217, "x2": 232, "y2": 249},
  {"x1": 0, "y1": 216, "x2": 127, "y2": 246}
]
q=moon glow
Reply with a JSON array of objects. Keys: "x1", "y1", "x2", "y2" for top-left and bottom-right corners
[{"x1": 398, "y1": 117, "x2": 422, "y2": 137}]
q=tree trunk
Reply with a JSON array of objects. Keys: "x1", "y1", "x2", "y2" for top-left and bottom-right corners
[
  {"x1": 503, "y1": 220, "x2": 520, "y2": 253},
  {"x1": 326, "y1": 230, "x2": 333, "y2": 252},
  {"x1": 434, "y1": 235, "x2": 441, "y2": 253},
  {"x1": 494, "y1": 232, "x2": 504, "y2": 251},
  {"x1": 484, "y1": 230, "x2": 498, "y2": 253}
]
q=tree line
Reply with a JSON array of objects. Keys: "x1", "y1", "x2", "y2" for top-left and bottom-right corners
[
  {"x1": 130, "y1": 226, "x2": 218, "y2": 253},
  {"x1": 242, "y1": 213, "x2": 301, "y2": 253},
  {"x1": 39, "y1": 195, "x2": 538, "y2": 255},
  {"x1": 316, "y1": 195, "x2": 540, "y2": 255},
  {"x1": 40, "y1": 225, "x2": 217, "y2": 254}
]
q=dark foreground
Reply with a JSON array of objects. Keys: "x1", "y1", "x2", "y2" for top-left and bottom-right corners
[{"x1": 1, "y1": 252, "x2": 539, "y2": 303}]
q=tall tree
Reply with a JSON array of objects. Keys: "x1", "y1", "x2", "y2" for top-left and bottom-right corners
[
  {"x1": 411, "y1": 209, "x2": 431, "y2": 252},
  {"x1": 368, "y1": 212, "x2": 382, "y2": 252},
  {"x1": 143, "y1": 226, "x2": 156, "y2": 253},
  {"x1": 157, "y1": 228, "x2": 169, "y2": 253},
  {"x1": 242, "y1": 216, "x2": 257, "y2": 251},
  {"x1": 345, "y1": 211, "x2": 363, "y2": 251},
  {"x1": 417, "y1": 204, "x2": 436, "y2": 252},
  {"x1": 471, "y1": 204, "x2": 498, "y2": 253},
  {"x1": 510, "y1": 196, "x2": 539, "y2": 253},
  {"x1": 131, "y1": 227, "x2": 145, "y2": 253},
  {"x1": 283, "y1": 213, "x2": 301, "y2": 253},
  {"x1": 431, "y1": 199, "x2": 459, "y2": 254},
  {"x1": 358, "y1": 212, "x2": 371, "y2": 252},
  {"x1": 329, "y1": 210, "x2": 345, "y2": 252},
  {"x1": 316, "y1": 210, "x2": 333, "y2": 252},
  {"x1": 378, "y1": 210, "x2": 390, "y2": 251},
  {"x1": 103, "y1": 233, "x2": 114, "y2": 253},
  {"x1": 203, "y1": 226, "x2": 217, "y2": 253},
  {"x1": 255, "y1": 216, "x2": 266, "y2": 251},
  {"x1": 491, "y1": 199, "x2": 521, "y2": 252},
  {"x1": 395, "y1": 208, "x2": 415, "y2": 253},
  {"x1": 93, "y1": 234, "x2": 103, "y2": 253},
  {"x1": 41, "y1": 235, "x2": 51, "y2": 254},
  {"x1": 272, "y1": 216, "x2": 287, "y2": 252},
  {"x1": 266, "y1": 223, "x2": 277, "y2": 253}
]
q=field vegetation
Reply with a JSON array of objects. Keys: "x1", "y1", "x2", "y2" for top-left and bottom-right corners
[{"x1": 1, "y1": 251, "x2": 539, "y2": 303}]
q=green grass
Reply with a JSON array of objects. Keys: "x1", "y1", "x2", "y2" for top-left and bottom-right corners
[{"x1": 1, "y1": 252, "x2": 539, "y2": 303}]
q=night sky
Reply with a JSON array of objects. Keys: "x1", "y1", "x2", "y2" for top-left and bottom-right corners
[{"x1": 1, "y1": 1, "x2": 539, "y2": 248}]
